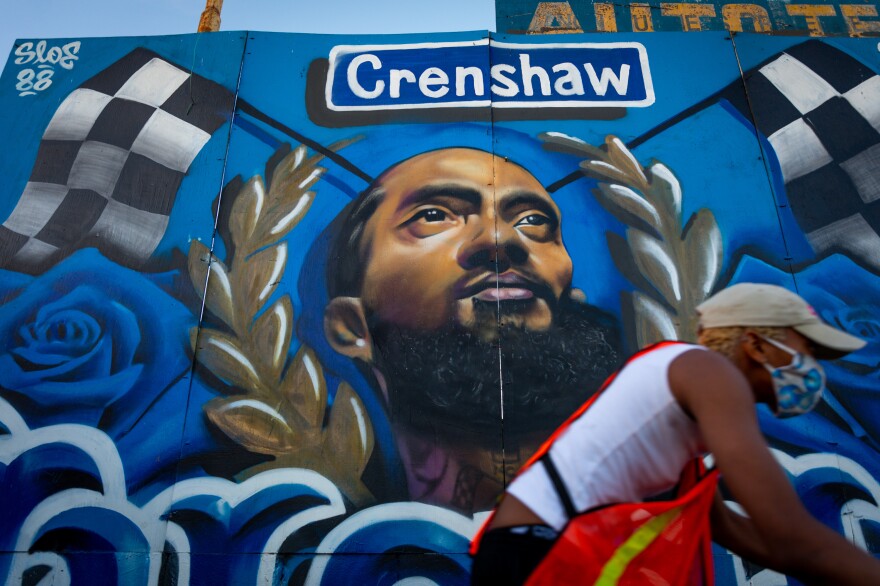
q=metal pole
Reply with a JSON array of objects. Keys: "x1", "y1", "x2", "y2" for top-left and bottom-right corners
[{"x1": 198, "y1": 0, "x2": 224, "y2": 32}]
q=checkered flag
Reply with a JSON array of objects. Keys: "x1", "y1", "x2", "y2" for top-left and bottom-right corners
[
  {"x1": 620, "y1": 41, "x2": 880, "y2": 271},
  {"x1": 0, "y1": 48, "x2": 234, "y2": 273},
  {"x1": 720, "y1": 41, "x2": 880, "y2": 269}
]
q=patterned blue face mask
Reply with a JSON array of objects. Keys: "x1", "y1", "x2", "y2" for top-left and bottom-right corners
[{"x1": 761, "y1": 336, "x2": 826, "y2": 418}]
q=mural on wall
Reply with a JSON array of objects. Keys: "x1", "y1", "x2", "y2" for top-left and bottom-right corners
[
  {"x1": 0, "y1": 30, "x2": 879, "y2": 585},
  {"x1": 497, "y1": 0, "x2": 880, "y2": 35}
]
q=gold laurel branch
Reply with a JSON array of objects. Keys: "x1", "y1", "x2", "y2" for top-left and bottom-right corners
[
  {"x1": 188, "y1": 139, "x2": 376, "y2": 505},
  {"x1": 540, "y1": 133, "x2": 723, "y2": 347}
]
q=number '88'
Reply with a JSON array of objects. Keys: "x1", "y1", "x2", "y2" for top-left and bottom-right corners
[{"x1": 16, "y1": 68, "x2": 53, "y2": 95}]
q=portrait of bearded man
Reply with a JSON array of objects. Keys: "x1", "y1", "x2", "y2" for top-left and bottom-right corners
[{"x1": 321, "y1": 147, "x2": 622, "y2": 513}]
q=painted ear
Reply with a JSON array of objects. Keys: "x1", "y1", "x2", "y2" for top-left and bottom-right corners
[{"x1": 324, "y1": 297, "x2": 373, "y2": 363}]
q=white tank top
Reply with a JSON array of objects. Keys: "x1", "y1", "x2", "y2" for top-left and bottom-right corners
[{"x1": 507, "y1": 343, "x2": 707, "y2": 531}]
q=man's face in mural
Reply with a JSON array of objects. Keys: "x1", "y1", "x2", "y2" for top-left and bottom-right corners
[
  {"x1": 325, "y1": 148, "x2": 619, "y2": 441},
  {"x1": 359, "y1": 148, "x2": 572, "y2": 338}
]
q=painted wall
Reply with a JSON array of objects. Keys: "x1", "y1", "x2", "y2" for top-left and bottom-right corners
[
  {"x1": 497, "y1": 0, "x2": 880, "y2": 35},
  {"x1": 0, "y1": 31, "x2": 878, "y2": 585}
]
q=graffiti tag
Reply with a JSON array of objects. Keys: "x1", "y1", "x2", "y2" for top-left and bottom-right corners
[{"x1": 13, "y1": 40, "x2": 81, "y2": 97}]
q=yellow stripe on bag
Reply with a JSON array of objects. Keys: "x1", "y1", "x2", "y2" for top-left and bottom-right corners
[{"x1": 593, "y1": 508, "x2": 682, "y2": 586}]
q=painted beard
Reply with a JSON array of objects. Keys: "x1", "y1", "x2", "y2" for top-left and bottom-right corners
[{"x1": 369, "y1": 298, "x2": 622, "y2": 447}]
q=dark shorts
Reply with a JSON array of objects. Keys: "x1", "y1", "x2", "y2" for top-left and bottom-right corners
[{"x1": 470, "y1": 524, "x2": 559, "y2": 586}]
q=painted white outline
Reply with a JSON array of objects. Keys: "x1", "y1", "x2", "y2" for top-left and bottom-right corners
[
  {"x1": 305, "y1": 503, "x2": 488, "y2": 585},
  {"x1": 7, "y1": 551, "x2": 71, "y2": 586},
  {"x1": 325, "y1": 39, "x2": 654, "y2": 111},
  {"x1": 1, "y1": 397, "x2": 347, "y2": 586},
  {"x1": 723, "y1": 450, "x2": 880, "y2": 585}
]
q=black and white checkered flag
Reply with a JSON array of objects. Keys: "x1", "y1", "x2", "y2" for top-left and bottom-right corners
[
  {"x1": 720, "y1": 41, "x2": 880, "y2": 269},
  {"x1": 0, "y1": 48, "x2": 234, "y2": 273},
  {"x1": 619, "y1": 40, "x2": 880, "y2": 271}
]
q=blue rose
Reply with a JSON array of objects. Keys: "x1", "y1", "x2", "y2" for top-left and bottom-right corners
[
  {"x1": 792, "y1": 256, "x2": 880, "y2": 444},
  {"x1": 0, "y1": 249, "x2": 195, "y2": 436}
]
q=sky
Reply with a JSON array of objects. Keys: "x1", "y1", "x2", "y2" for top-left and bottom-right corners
[{"x1": 1, "y1": 0, "x2": 496, "y2": 68}]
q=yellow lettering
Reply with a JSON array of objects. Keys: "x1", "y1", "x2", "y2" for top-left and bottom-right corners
[
  {"x1": 785, "y1": 4, "x2": 837, "y2": 36},
  {"x1": 841, "y1": 5, "x2": 880, "y2": 36},
  {"x1": 595, "y1": 3, "x2": 618, "y2": 32},
  {"x1": 722, "y1": 4, "x2": 772, "y2": 32},
  {"x1": 528, "y1": 2, "x2": 584, "y2": 34},
  {"x1": 630, "y1": 3, "x2": 655, "y2": 32},
  {"x1": 594, "y1": 3, "x2": 618, "y2": 31},
  {"x1": 661, "y1": 3, "x2": 717, "y2": 31}
]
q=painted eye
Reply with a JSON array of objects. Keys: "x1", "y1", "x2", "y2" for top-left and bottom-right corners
[
  {"x1": 516, "y1": 214, "x2": 552, "y2": 227},
  {"x1": 413, "y1": 208, "x2": 448, "y2": 222},
  {"x1": 403, "y1": 206, "x2": 460, "y2": 238}
]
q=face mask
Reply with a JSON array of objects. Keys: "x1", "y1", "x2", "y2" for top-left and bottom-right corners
[{"x1": 761, "y1": 336, "x2": 826, "y2": 418}]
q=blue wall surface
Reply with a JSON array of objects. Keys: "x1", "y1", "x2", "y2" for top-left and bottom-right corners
[{"x1": 1, "y1": 31, "x2": 879, "y2": 584}]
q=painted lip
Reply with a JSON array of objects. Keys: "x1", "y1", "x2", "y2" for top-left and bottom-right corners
[{"x1": 457, "y1": 272, "x2": 546, "y2": 302}]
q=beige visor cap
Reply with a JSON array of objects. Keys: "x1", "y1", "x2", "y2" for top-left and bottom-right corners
[{"x1": 696, "y1": 283, "x2": 866, "y2": 359}]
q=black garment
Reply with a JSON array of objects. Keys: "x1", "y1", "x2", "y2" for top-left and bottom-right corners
[{"x1": 470, "y1": 525, "x2": 559, "y2": 586}]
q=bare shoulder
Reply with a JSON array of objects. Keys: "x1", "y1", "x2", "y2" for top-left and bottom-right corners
[
  {"x1": 668, "y1": 347, "x2": 754, "y2": 416},
  {"x1": 668, "y1": 347, "x2": 741, "y2": 386}
]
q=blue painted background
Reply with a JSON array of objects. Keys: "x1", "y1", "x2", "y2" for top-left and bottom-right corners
[{"x1": 1, "y1": 31, "x2": 879, "y2": 584}]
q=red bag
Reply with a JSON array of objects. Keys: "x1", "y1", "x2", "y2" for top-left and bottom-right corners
[{"x1": 524, "y1": 468, "x2": 718, "y2": 586}]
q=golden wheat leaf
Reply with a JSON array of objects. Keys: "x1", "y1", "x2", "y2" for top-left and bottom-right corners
[
  {"x1": 281, "y1": 162, "x2": 324, "y2": 195},
  {"x1": 632, "y1": 291, "x2": 679, "y2": 347},
  {"x1": 236, "y1": 242, "x2": 287, "y2": 322},
  {"x1": 605, "y1": 136, "x2": 648, "y2": 190},
  {"x1": 269, "y1": 150, "x2": 324, "y2": 196},
  {"x1": 188, "y1": 241, "x2": 235, "y2": 328},
  {"x1": 267, "y1": 171, "x2": 318, "y2": 218},
  {"x1": 252, "y1": 295, "x2": 294, "y2": 382},
  {"x1": 187, "y1": 240, "x2": 211, "y2": 294},
  {"x1": 268, "y1": 189, "x2": 316, "y2": 236},
  {"x1": 538, "y1": 131, "x2": 606, "y2": 159},
  {"x1": 648, "y1": 163, "x2": 682, "y2": 219},
  {"x1": 628, "y1": 229, "x2": 682, "y2": 305},
  {"x1": 229, "y1": 176, "x2": 266, "y2": 250},
  {"x1": 325, "y1": 383, "x2": 374, "y2": 474},
  {"x1": 607, "y1": 232, "x2": 658, "y2": 296},
  {"x1": 683, "y1": 209, "x2": 723, "y2": 300},
  {"x1": 280, "y1": 345, "x2": 328, "y2": 428},
  {"x1": 269, "y1": 137, "x2": 360, "y2": 195},
  {"x1": 326, "y1": 136, "x2": 363, "y2": 154},
  {"x1": 251, "y1": 190, "x2": 316, "y2": 251},
  {"x1": 271, "y1": 144, "x2": 309, "y2": 185},
  {"x1": 188, "y1": 325, "x2": 200, "y2": 353},
  {"x1": 204, "y1": 396, "x2": 295, "y2": 455},
  {"x1": 269, "y1": 143, "x2": 354, "y2": 197},
  {"x1": 194, "y1": 329, "x2": 266, "y2": 392},
  {"x1": 595, "y1": 183, "x2": 661, "y2": 234},
  {"x1": 579, "y1": 160, "x2": 632, "y2": 187}
]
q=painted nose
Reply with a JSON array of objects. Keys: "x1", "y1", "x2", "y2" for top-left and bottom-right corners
[{"x1": 459, "y1": 221, "x2": 527, "y2": 271}]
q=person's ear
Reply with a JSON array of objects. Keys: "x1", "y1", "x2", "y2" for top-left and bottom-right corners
[
  {"x1": 740, "y1": 330, "x2": 768, "y2": 364},
  {"x1": 324, "y1": 297, "x2": 373, "y2": 363}
]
